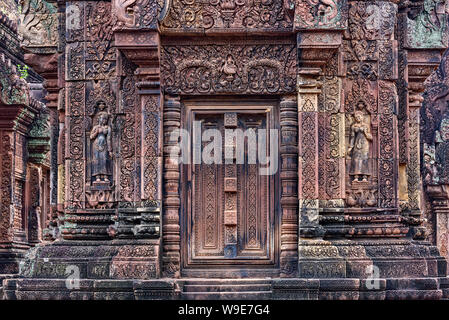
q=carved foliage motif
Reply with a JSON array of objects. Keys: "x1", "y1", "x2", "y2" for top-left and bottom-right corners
[
  {"x1": 378, "y1": 81, "x2": 396, "y2": 208},
  {"x1": 143, "y1": 96, "x2": 160, "y2": 201},
  {"x1": 161, "y1": 0, "x2": 293, "y2": 31},
  {"x1": 318, "y1": 76, "x2": 342, "y2": 200},
  {"x1": 346, "y1": 1, "x2": 396, "y2": 41},
  {"x1": 161, "y1": 44, "x2": 297, "y2": 95},
  {"x1": 66, "y1": 2, "x2": 116, "y2": 81},
  {"x1": 0, "y1": 133, "x2": 12, "y2": 241},
  {"x1": 119, "y1": 73, "x2": 138, "y2": 205}
]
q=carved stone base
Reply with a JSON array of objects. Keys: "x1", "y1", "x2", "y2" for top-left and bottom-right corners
[
  {"x1": 0, "y1": 242, "x2": 30, "y2": 274},
  {"x1": 3, "y1": 276, "x2": 449, "y2": 300},
  {"x1": 299, "y1": 239, "x2": 447, "y2": 279},
  {"x1": 2, "y1": 239, "x2": 448, "y2": 300},
  {"x1": 16, "y1": 240, "x2": 160, "y2": 281},
  {"x1": 3, "y1": 278, "x2": 179, "y2": 300}
]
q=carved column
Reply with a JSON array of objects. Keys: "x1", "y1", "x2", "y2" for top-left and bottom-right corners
[
  {"x1": 280, "y1": 95, "x2": 299, "y2": 277},
  {"x1": 162, "y1": 95, "x2": 181, "y2": 278}
]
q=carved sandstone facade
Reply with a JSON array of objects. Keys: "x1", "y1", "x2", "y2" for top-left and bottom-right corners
[{"x1": 1, "y1": 0, "x2": 449, "y2": 299}]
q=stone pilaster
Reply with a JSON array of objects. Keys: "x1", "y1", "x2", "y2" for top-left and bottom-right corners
[{"x1": 297, "y1": 68, "x2": 322, "y2": 238}]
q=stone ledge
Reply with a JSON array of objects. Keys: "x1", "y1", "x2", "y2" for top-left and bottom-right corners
[{"x1": 4, "y1": 277, "x2": 449, "y2": 300}]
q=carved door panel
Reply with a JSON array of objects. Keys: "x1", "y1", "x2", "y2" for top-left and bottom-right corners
[{"x1": 183, "y1": 105, "x2": 278, "y2": 271}]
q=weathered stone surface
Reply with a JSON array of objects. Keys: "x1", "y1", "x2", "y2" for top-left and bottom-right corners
[{"x1": 0, "y1": 0, "x2": 449, "y2": 301}]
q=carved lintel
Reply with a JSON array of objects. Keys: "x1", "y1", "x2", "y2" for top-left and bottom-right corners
[
  {"x1": 160, "y1": 42, "x2": 297, "y2": 95},
  {"x1": 160, "y1": 0, "x2": 293, "y2": 32},
  {"x1": 411, "y1": 54, "x2": 444, "y2": 95}
]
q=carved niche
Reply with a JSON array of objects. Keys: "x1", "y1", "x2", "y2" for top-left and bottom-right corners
[
  {"x1": 345, "y1": 79, "x2": 378, "y2": 208},
  {"x1": 161, "y1": 42, "x2": 297, "y2": 95},
  {"x1": 85, "y1": 82, "x2": 116, "y2": 209}
]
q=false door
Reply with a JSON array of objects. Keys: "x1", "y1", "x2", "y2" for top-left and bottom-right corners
[{"x1": 183, "y1": 103, "x2": 278, "y2": 273}]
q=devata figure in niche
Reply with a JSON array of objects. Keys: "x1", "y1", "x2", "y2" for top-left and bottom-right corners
[
  {"x1": 90, "y1": 105, "x2": 112, "y2": 183},
  {"x1": 348, "y1": 110, "x2": 372, "y2": 182}
]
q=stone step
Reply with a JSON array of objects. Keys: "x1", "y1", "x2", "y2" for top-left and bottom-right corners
[
  {"x1": 182, "y1": 279, "x2": 272, "y2": 286},
  {"x1": 183, "y1": 284, "x2": 271, "y2": 293},
  {"x1": 182, "y1": 291, "x2": 272, "y2": 300}
]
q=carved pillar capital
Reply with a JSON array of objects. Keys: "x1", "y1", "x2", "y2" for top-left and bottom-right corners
[{"x1": 115, "y1": 30, "x2": 160, "y2": 85}]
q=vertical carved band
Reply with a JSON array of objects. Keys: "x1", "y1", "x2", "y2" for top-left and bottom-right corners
[
  {"x1": 224, "y1": 113, "x2": 238, "y2": 257},
  {"x1": 298, "y1": 70, "x2": 321, "y2": 239},
  {"x1": 142, "y1": 95, "x2": 162, "y2": 204},
  {"x1": 0, "y1": 132, "x2": 12, "y2": 241}
]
